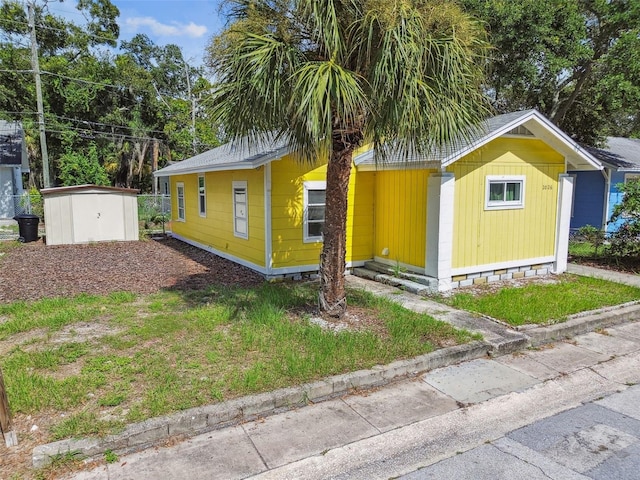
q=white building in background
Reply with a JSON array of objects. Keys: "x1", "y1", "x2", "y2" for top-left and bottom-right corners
[{"x1": 0, "y1": 120, "x2": 29, "y2": 219}]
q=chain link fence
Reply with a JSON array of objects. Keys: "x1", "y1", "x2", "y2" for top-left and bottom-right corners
[
  {"x1": 138, "y1": 194, "x2": 172, "y2": 236},
  {"x1": 0, "y1": 193, "x2": 172, "y2": 241}
]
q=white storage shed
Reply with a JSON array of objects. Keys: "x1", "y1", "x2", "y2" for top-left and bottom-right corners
[{"x1": 42, "y1": 185, "x2": 139, "y2": 245}]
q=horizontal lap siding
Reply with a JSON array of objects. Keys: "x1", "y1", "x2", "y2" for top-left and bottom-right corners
[
  {"x1": 171, "y1": 170, "x2": 265, "y2": 267},
  {"x1": 270, "y1": 156, "x2": 374, "y2": 269},
  {"x1": 374, "y1": 169, "x2": 432, "y2": 269},
  {"x1": 450, "y1": 138, "x2": 564, "y2": 269}
]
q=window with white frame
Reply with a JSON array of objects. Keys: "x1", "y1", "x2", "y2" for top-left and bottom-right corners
[
  {"x1": 485, "y1": 176, "x2": 525, "y2": 210},
  {"x1": 233, "y1": 181, "x2": 248, "y2": 238},
  {"x1": 198, "y1": 175, "x2": 206, "y2": 217},
  {"x1": 624, "y1": 173, "x2": 640, "y2": 184},
  {"x1": 304, "y1": 181, "x2": 326, "y2": 242},
  {"x1": 176, "y1": 182, "x2": 185, "y2": 221}
]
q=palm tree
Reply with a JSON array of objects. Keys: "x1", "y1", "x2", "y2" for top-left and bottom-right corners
[{"x1": 208, "y1": 0, "x2": 489, "y2": 317}]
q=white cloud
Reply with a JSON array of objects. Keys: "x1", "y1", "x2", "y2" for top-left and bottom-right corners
[{"x1": 125, "y1": 17, "x2": 207, "y2": 38}]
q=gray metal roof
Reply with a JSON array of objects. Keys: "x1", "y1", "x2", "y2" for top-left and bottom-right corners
[
  {"x1": 0, "y1": 120, "x2": 24, "y2": 166},
  {"x1": 586, "y1": 137, "x2": 640, "y2": 171},
  {"x1": 155, "y1": 110, "x2": 602, "y2": 176},
  {"x1": 354, "y1": 109, "x2": 601, "y2": 171},
  {"x1": 154, "y1": 136, "x2": 290, "y2": 176}
]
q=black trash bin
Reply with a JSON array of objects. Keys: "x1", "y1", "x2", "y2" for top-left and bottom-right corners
[{"x1": 13, "y1": 214, "x2": 40, "y2": 243}]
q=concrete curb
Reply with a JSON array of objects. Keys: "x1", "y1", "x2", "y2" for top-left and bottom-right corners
[
  {"x1": 523, "y1": 302, "x2": 640, "y2": 346},
  {"x1": 32, "y1": 341, "x2": 491, "y2": 468}
]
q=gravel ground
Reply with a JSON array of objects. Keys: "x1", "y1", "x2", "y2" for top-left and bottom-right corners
[{"x1": 0, "y1": 236, "x2": 265, "y2": 303}]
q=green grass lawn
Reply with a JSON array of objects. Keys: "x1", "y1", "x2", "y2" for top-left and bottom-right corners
[
  {"x1": 440, "y1": 274, "x2": 640, "y2": 326},
  {"x1": 0, "y1": 283, "x2": 480, "y2": 441}
]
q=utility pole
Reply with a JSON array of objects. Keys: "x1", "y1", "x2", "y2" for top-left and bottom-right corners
[
  {"x1": 183, "y1": 60, "x2": 197, "y2": 154},
  {"x1": 0, "y1": 366, "x2": 17, "y2": 447},
  {"x1": 152, "y1": 138, "x2": 159, "y2": 195},
  {"x1": 28, "y1": 0, "x2": 51, "y2": 188}
]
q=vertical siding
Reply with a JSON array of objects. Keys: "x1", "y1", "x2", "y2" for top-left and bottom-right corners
[
  {"x1": 450, "y1": 138, "x2": 564, "y2": 269},
  {"x1": 374, "y1": 169, "x2": 432, "y2": 269},
  {"x1": 569, "y1": 170, "x2": 606, "y2": 231},
  {"x1": 270, "y1": 155, "x2": 374, "y2": 269},
  {"x1": 171, "y1": 169, "x2": 265, "y2": 267}
]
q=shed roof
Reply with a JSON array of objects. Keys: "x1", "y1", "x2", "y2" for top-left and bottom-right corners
[
  {"x1": 585, "y1": 137, "x2": 640, "y2": 172},
  {"x1": 41, "y1": 185, "x2": 140, "y2": 195}
]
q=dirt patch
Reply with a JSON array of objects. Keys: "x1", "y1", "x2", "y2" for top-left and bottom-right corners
[
  {"x1": 437, "y1": 274, "x2": 562, "y2": 298},
  {"x1": 0, "y1": 236, "x2": 267, "y2": 479},
  {"x1": 308, "y1": 306, "x2": 388, "y2": 336},
  {"x1": 0, "y1": 236, "x2": 264, "y2": 304}
]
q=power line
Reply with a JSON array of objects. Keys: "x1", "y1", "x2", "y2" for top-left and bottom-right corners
[{"x1": 2, "y1": 16, "x2": 118, "y2": 44}]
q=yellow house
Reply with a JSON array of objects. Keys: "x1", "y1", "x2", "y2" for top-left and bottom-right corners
[{"x1": 154, "y1": 110, "x2": 602, "y2": 291}]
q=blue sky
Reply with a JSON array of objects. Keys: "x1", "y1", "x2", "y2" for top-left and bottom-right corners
[{"x1": 52, "y1": 0, "x2": 225, "y2": 65}]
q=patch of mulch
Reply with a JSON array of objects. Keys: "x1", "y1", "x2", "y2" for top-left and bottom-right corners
[{"x1": 0, "y1": 236, "x2": 265, "y2": 304}]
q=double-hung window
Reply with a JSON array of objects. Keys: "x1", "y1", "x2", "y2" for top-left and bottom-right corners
[
  {"x1": 233, "y1": 181, "x2": 248, "y2": 238},
  {"x1": 176, "y1": 182, "x2": 185, "y2": 221},
  {"x1": 198, "y1": 175, "x2": 206, "y2": 217},
  {"x1": 485, "y1": 176, "x2": 525, "y2": 210},
  {"x1": 304, "y1": 181, "x2": 326, "y2": 242}
]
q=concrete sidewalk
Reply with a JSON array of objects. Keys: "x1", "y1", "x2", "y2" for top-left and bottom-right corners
[
  {"x1": 568, "y1": 262, "x2": 640, "y2": 287},
  {"x1": 60, "y1": 264, "x2": 640, "y2": 480},
  {"x1": 70, "y1": 320, "x2": 640, "y2": 479}
]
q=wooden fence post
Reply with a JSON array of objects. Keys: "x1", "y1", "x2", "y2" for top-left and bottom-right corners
[{"x1": 0, "y1": 366, "x2": 18, "y2": 447}]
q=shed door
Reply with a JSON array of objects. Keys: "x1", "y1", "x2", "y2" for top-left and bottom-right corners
[{"x1": 71, "y1": 194, "x2": 126, "y2": 242}]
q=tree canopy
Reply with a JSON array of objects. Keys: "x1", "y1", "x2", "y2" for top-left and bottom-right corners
[
  {"x1": 461, "y1": 0, "x2": 640, "y2": 144},
  {"x1": 0, "y1": 0, "x2": 220, "y2": 190}
]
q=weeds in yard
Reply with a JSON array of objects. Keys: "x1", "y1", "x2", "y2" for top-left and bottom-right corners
[
  {"x1": 1, "y1": 282, "x2": 478, "y2": 441},
  {"x1": 441, "y1": 275, "x2": 640, "y2": 326}
]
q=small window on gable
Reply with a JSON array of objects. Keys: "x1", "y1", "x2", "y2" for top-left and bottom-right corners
[
  {"x1": 176, "y1": 182, "x2": 185, "y2": 221},
  {"x1": 485, "y1": 176, "x2": 525, "y2": 210},
  {"x1": 198, "y1": 175, "x2": 206, "y2": 217},
  {"x1": 304, "y1": 181, "x2": 326, "y2": 242},
  {"x1": 233, "y1": 181, "x2": 248, "y2": 239}
]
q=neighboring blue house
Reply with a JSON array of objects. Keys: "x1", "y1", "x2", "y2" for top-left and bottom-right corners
[{"x1": 570, "y1": 137, "x2": 640, "y2": 234}]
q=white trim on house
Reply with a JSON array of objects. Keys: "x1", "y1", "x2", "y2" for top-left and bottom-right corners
[
  {"x1": 425, "y1": 173, "x2": 455, "y2": 291},
  {"x1": 303, "y1": 180, "x2": 326, "y2": 243},
  {"x1": 232, "y1": 181, "x2": 248, "y2": 239},
  {"x1": 450, "y1": 256, "x2": 556, "y2": 276},
  {"x1": 264, "y1": 163, "x2": 273, "y2": 276},
  {"x1": 553, "y1": 174, "x2": 573, "y2": 274},
  {"x1": 176, "y1": 182, "x2": 185, "y2": 222},
  {"x1": 169, "y1": 233, "x2": 366, "y2": 277},
  {"x1": 198, "y1": 174, "x2": 206, "y2": 217},
  {"x1": 484, "y1": 175, "x2": 525, "y2": 211},
  {"x1": 171, "y1": 233, "x2": 266, "y2": 274},
  {"x1": 624, "y1": 173, "x2": 640, "y2": 183},
  {"x1": 441, "y1": 110, "x2": 602, "y2": 171}
]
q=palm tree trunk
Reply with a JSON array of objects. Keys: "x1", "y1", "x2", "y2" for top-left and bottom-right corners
[{"x1": 319, "y1": 143, "x2": 354, "y2": 318}]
